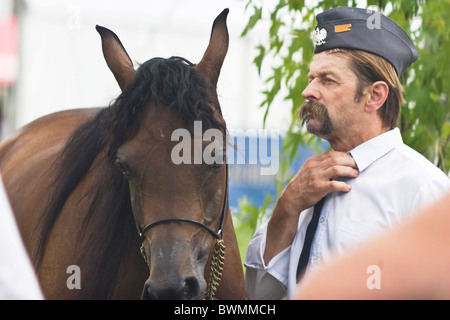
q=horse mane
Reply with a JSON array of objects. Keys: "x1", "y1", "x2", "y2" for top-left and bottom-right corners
[
  {"x1": 107, "y1": 56, "x2": 225, "y2": 159},
  {"x1": 35, "y1": 57, "x2": 225, "y2": 299}
]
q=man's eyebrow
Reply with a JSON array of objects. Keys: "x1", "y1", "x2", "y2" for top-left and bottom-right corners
[{"x1": 308, "y1": 70, "x2": 342, "y2": 81}]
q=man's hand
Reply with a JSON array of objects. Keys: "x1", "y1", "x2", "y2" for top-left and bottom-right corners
[
  {"x1": 263, "y1": 151, "x2": 358, "y2": 265},
  {"x1": 282, "y1": 150, "x2": 358, "y2": 214}
]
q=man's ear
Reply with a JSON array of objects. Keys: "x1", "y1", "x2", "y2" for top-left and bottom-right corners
[{"x1": 365, "y1": 81, "x2": 389, "y2": 113}]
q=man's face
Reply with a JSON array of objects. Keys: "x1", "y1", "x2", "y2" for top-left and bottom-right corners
[{"x1": 300, "y1": 52, "x2": 364, "y2": 142}]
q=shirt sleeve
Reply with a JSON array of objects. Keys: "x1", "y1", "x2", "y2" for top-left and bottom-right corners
[
  {"x1": 244, "y1": 221, "x2": 290, "y2": 300},
  {"x1": 408, "y1": 176, "x2": 450, "y2": 219}
]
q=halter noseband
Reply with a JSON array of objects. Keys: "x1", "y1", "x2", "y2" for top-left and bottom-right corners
[{"x1": 138, "y1": 217, "x2": 223, "y2": 240}]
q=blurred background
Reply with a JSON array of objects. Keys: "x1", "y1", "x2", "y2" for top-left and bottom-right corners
[{"x1": 0, "y1": 0, "x2": 293, "y2": 130}]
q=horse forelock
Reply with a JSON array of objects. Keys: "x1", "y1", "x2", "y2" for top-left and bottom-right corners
[{"x1": 107, "y1": 56, "x2": 226, "y2": 162}]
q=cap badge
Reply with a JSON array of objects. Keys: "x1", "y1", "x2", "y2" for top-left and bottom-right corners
[
  {"x1": 313, "y1": 27, "x2": 327, "y2": 46},
  {"x1": 334, "y1": 24, "x2": 352, "y2": 33}
]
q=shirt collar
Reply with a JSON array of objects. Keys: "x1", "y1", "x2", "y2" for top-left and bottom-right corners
[{"x1": 349, "y1": 128, "x2": 403, "y2": 172}]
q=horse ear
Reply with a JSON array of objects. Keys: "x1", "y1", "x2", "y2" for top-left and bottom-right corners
[
  {"x1": 196, "y1": 9, "x2": 229, "y2": 87},
  {"x1": 96, "y1": 25, "x2": 136, "y2": 90}
]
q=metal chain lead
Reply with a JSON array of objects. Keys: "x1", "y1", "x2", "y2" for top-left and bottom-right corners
[
  {"x1": 204, "y1": 238, "x2": 226, "y2": 300},
  {"x1": 140, "y1": 242, "x2": 149, "y2": 265}
]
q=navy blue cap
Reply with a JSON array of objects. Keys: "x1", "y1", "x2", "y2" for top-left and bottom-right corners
[{"x1": 313, "y1": 7, "x2": 418, "y2": 76}]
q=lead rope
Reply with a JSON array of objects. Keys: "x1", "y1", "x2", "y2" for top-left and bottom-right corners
[{"x1": 204, "y1": 238, "x2": 225, "y2": 300}]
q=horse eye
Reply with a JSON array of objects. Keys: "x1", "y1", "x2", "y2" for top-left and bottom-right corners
[
  {"x1": 115, "y1": 159, "x2": 130, "y2": 176},
  {"x1": 210, "y1": 161, "x2": 224, "y2": 169},
  {"x1": 209, "y1": 155, "x2": 226, "y2": 169},
  {"x1": 205, "y1": 145, "x2": 226, "y2": 169}
]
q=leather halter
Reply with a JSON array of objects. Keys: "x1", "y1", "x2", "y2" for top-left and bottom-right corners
[{"x1": 136, "y1": 164, "x2": 228, "y2": 242}]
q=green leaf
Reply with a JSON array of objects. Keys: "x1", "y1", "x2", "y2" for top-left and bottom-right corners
[{"x1": 241, "y1": 5, "x2": 262, "y2": 37}]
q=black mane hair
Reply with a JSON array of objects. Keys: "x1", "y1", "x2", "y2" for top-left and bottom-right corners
[
  {"x1": 107, "y1": 56, "x2": 225, "y2": 161},
  {"x1": 35, "y1": 57, "x2": 225, "y2": 299}
]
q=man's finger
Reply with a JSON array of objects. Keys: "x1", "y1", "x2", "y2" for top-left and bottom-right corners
[
  {"x1": 327, "y1": 180, "x2": 352, "y2": 193},
  {"x1": 323, "y1": 165, "x2": 359, "y2": 181},
  {"x1": 316, "y1": 150, "x2": 358, "y2": 169}
]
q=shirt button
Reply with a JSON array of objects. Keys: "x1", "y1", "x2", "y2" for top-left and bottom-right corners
[{"x1": 319, "y1": 217, "x2": 325, "y2": 223}]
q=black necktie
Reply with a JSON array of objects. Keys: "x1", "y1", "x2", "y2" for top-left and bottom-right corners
[{"x1": 296, "y1": 196, "x2": 326, "y2": 282}]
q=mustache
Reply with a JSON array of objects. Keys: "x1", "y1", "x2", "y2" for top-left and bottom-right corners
[{"x1": 299, "y1": 101, "x2": 328, "y2": 125}]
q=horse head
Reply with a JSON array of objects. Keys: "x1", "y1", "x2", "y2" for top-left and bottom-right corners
[{"x1": 97, "y1": 9, "x2": 231, "y2": 300}]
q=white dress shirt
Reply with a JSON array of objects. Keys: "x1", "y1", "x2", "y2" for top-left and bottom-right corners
[
  {"x1": 0, "y1": 176, "x2": 43, "y2": 299},
  {"x1": 244, "y1": 128, "x2": 450, "y2": 299}
]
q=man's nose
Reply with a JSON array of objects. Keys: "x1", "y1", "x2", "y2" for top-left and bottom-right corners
[{"x1": 302, "y1": 79, "x2": 320, "y2": 102}]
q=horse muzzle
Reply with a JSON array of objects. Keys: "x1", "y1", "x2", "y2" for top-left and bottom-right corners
[
  {"x1": 140, "y1": 237, "x2": 209, "y2": 300},
  {"x1": 141, "y1": 274, "x2": 205, "y2": 300}
]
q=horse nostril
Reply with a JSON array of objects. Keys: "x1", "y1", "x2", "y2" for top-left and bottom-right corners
[
  {"x1": 141, "y1": 276, "x2": 202, "y2": 300},
  {"x1": 141, "y1": 281, "x2": 156, "y2": 300},
  {"x1": 182, "y1": 276, "x2": 200, "y2": 300}
]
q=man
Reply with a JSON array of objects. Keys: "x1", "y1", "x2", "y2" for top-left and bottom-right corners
[{"x1": 244, "y1": 7, "x2": 450, "y2": 300}]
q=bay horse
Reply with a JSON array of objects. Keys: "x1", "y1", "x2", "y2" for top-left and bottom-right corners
[{"x1": 0, "y1": 9, "x2": 245, "y2": 300}]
